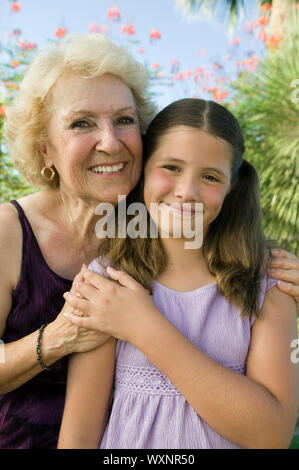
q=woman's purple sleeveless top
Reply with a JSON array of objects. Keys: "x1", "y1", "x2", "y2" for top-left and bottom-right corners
[{"x1": 0, "y1": 200, "x2": 72, "y2": 449}]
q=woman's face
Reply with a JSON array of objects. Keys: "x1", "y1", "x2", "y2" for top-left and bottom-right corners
[
  {"x1": 143, "y1": 126, "x2": 232, "y2": 239},
  {"x1": 42, "y1": 73, "x2": 143, "y2": 206}
]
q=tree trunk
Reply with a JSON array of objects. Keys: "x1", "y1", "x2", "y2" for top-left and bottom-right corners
[{"x1": 269, "y1": 0, "x2": 296, "y2": 37}]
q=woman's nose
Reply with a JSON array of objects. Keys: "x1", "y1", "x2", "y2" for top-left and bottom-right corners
[{"x1": 94, "y1": 121, "x2": 123, "y2": 155}]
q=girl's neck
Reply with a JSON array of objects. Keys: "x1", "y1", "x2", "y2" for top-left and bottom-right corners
[{"x1": 156, "y1": 237, "x2": 216, "y2": 291}]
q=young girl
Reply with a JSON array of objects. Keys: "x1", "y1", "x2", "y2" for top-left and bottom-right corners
[{"x1": 58, "y1": 99, "x2": 299, "y2": 449}]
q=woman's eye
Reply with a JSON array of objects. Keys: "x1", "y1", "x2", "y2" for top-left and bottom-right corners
[
  {"x1": 71, "y1": 120, "x2": 90, "y2": 129},
  {"x1": 116, "y1": 116, "x2": 135, "y2": 125}
]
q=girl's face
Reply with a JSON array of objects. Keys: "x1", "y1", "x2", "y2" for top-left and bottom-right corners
[
  {"x1": 143, "y1": 126, "x2": 232, "y2": 239},
  {"x1": 41, "y1": 73, "x2": 143, "y2": 206}
]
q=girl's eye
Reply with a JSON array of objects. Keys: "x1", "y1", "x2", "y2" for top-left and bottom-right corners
[
  {"x1": 163, "y1": 164, "x2": 180, "y2": 173},
  {"x1": 71, "y1": 120, "x2": 90, "y2": 129},
  {"x1": 204, "y1": 174, "x2": 219, "y2": 182},
  {"x1": 116, "y1": 116, "x2": 135, "y2": 125}
]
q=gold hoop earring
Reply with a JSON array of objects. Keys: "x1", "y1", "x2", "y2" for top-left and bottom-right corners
[{"x1": 41, "y1": 166, "x2": 56, "y2": 182}]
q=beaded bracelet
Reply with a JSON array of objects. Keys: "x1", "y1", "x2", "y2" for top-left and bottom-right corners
[{"x1": 36, "y1": 324, "x2": 53, "y2": 371}]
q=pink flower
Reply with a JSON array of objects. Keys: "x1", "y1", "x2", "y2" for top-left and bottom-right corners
[
  {"x1": 107, "y1": 5, "x2": 121, "y2": 21},
  {"x1": 11, "y1": 2, "x2": 21, "y2": 12},
  {"x1": 151, "y1": 62, "x2": 160, "y2": 69},
  {"x1": 89, "y1": 22, "x2": 102, "y2": 33},
  {"x1": 150, "y1": 28, "x2": 161, "y2": 40},
  {"x1": 138, "y1": 48, "x2": 145, "y2": 54},
  {"x1": 121, "y1": 24, "x2": 135, "y2": 35},
  {"x1": 55, "y1": 28, "x2": 67, "y2": 38},
  {"x1": 12, "y1": 28, "x2": 22, "y2": 36}
]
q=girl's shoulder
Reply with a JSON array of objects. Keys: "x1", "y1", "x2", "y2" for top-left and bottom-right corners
[{"x1": 88, "y1": 257, "x2": 108, "y2": 276}]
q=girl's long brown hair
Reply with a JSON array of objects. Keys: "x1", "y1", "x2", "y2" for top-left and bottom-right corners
[{"x1": 98, "y1": 99, "x2": 273, "y2": 318}]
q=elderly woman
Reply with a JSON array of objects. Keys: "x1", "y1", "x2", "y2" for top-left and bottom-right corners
[
  {"x1": 0, "y1": 34, "x2": 298, "y2": 449},
  {"x1": 0, "y1": 33, "x2": 155, "y2": 449}
]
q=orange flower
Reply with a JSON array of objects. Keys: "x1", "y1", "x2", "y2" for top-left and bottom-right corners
[
  {"x1": 184, "y1": 69, "x2": 193, "y2": 78},
  {"x1": 11, "y1": 2, "x2": 21, "y2": 12},
  {"x1": 11, "y1": 59, "x2": 19, "y2": 68},
  {"x1": 213, "y1": 89, "x2": 229, "y2": 101},
  {"x1": 257, "y1": 28, "x2": 268, "y2": 42},
  {"x1": 229, "y1": 37, "x2": 241, "y2": 45},
  {"x1": 0, "y1": 106, "x2": 5, "y2": 117},
  {"x1": 261, "y1": 3, "x2": 271, "y2": 12},
  {"x1": 150, "y1": 28, "x2": 161, "y2": 40},
  {"x1": 55, "y1": 28, "x2": 67, "y2": 38},
  {"x1": 151, "y1": 63, "x2": 160, "y2": 69},
  {"x1": 5, "y1": 81, "x2": 19, "y2": 90},
  {"x1": 258, "y1": 17, "x2": 269, "y2": 26},
  {"x1": 157, "y1": 72, "x2": 167, "y2": 79},
  {"x1": 267, "y1": 33, "x2": 283, "y2": 48}
]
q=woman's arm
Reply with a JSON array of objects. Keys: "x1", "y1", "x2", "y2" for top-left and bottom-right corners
[
  {"x1": 58, "y1": 337, "x2": 116, "y2": 449},
  {"x1": 0, "y1": 203, "x2": 108, "y2": 394},
  {"x1": 64, "y1": 268, "x2": 299, "y2": 449}
]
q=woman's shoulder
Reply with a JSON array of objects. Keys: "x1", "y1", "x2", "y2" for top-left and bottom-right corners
[
  {"x1": 0, "y1": 201, "x2": 23, "y2": 290},
  {"x1": 0, "y1": 201, "x2": 22, "y2": 244}
]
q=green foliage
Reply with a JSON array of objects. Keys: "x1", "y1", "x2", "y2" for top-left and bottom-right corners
[
  {"x1": 0, "y1": 39, "x2": 38, "y2": 202},
  {"x1": 227, "y1": 21, "x2": 299, "y2": 256}
]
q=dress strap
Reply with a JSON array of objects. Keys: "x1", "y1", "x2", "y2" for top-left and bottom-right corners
[{"x1": 10, "y1": 199, "x2": 31, "y2": 250}]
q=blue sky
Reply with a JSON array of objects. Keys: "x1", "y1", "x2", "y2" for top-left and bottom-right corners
[{"x1": 1, "y1": 0, "x2": 264, "y2": 108}]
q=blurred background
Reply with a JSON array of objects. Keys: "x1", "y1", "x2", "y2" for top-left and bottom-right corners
[{"x1": 0, "y1": 0, "x2": 298, "y2": 447}]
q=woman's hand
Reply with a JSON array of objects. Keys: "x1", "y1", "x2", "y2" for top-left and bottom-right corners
[
  {"x1": 63, "y1": 267, "x2": 158, "y2": 343},
  {"x1": 42, "y1": 267, "x2": 110, "y2": 359},
  {"x1": 268, "y1": 249, "x2": 299, "y2": 315}
]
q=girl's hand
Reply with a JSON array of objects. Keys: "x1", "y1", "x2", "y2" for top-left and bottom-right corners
[
  {"x1": 268, "y1": 248, "x2": 299, "y2": 315},
  {"x1": 63, "y1": 267, "x2": 158, "y2": 343}
]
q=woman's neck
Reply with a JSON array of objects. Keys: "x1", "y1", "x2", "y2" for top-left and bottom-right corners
[{"x1": 57, "y1": 187, "x2": 100, "y2": 244}]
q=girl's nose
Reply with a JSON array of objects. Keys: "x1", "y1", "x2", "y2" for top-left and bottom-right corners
[
  {"x1": 94, "y1": 121, "x2": 123, "y2": 155},
  {"x1": 173, "y1": 175, "x2": 200, "y2": 202}
]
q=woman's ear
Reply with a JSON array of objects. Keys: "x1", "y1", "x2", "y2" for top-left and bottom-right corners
[{"x1": 38, "y1": 143, "x2": 53, "y2": 168}]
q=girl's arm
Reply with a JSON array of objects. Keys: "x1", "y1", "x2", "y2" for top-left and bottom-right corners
[
  {"x1": 64, "y1": 268, "x2": 299, "y2": 449},
  {"x1": 58, "y1": 337, "x2": 116, "y2": 449}
]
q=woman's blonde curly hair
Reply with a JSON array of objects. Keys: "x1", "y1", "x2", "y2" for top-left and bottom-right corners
[{"x1": 5, "y1": 33, "x2": 156, "y2": 188}]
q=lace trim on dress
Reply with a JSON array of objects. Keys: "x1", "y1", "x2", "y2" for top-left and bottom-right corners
[{"x1": 115, "y1": 362, "x2": 246, "y2": 396}]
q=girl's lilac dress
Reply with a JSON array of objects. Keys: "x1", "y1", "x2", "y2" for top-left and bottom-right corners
[{"x1": 89, "y1": 259, "x2": 277, "y2": 449}]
